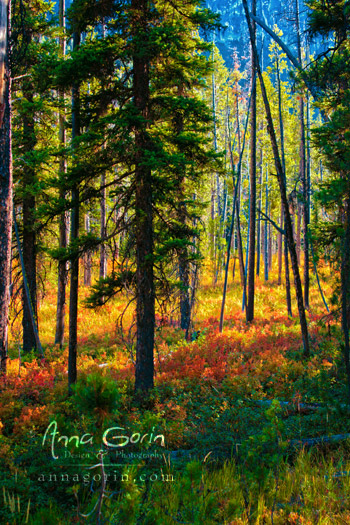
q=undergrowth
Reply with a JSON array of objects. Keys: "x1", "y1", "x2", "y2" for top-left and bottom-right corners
[{"x1": 1, "y1": 258, "x2": 349, "y2": 523}]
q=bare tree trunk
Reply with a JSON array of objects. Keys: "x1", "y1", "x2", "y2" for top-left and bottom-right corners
[
  {"x1": 296, "y1": 203, "x2": 301, "y2": 264},
  {"x1": 210, "y1": 176, "x2": 216, "y2": 285},
  {"x1": 22, "y1": 86, "x2": 37, "y2": 353},
  {"x1": 100, "y1": 23, "x2": 107, "y2": 281},
  {"x1": 235, "y1": 190, "x2": 245, "y2": 289},
  {"x1": 275, "y1": 49, "x2": 292, "y2": 315},
  {"x1": 55, "y1": 0, "x2": 67, "y2": 348},
  {"x1": 0, "y1": 0, "x2": 12, "y2": 374},
  {"x1": 243, "y1": 0, "x2": 310, "y2": 356},
  {"x1": 84, "y1": 213, "x2": 92, "y2": 287},
  {"x1": 100, "y1": 172, "x2": 107, "y2": 280},
  {"x1": 235, "y1": 91, "x2": 245, "y2": 289},
  {"x1": 278, "y1": 201, "x2": 283, "y2": 284},
  {"x1": 133, "y1": 0, "x2": 155, "y2": 393},
  {"x1": 246, "y1": 0, "x2": 256, "y2": 323},
  {"x1": 341, "y1": 198, "x2": 350, "y2": 403},
  {"x1": 268, "y1": 209, "x2": 272, "y2": 270},
  {"x1": 179, "y1": 200, "x2": 191, "y2": 333},
  {"x1": 68, "y1": 30, "x2": 81, "y2": 394},
  {"x1": 256, "y1": 147, "x2": 262, "y2": 276},
  {"x1": 264, "y1": 168, "x2": 269, "y2": 281},
  {"x1": 295, "y1": 0, "x2": 309, "y2": 309}
]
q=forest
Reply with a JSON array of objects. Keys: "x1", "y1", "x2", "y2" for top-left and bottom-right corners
[{"x1": 1, "y1": 0, "x2": 350, "y2": 522}]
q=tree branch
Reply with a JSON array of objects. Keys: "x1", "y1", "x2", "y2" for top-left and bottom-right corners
[{"x1": 257, "y1": 207, "x2": 285, "y2": 235}]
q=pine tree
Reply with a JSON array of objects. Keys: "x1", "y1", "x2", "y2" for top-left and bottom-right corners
[
  {"x1": 47, "y1": 0, "x2": 220, "y2": 393},
  {"x1": 303, "y1": 0, "x2": 350, "y2": 398}
]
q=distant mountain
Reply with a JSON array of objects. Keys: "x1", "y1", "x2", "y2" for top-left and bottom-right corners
[{"x1": 205, "y1": 0, "x2": 309, "y2": 71}]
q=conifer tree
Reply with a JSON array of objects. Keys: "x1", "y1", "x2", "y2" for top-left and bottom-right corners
[
  {"x1": 11, "y1": 0, "x2": 57, "y2": 354},
  {"x1": 303, "y1": 0, "x2": 350, "y2": 398},
  {"x1": 49, "y1": 0, "x2": 220, "y2": 392}
]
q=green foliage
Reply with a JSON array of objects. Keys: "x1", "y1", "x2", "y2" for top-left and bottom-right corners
[
  {"x1": 85, "y1": 270, "x2": 135, "y2": 307},
  {"x1": 72, "y1": 372, "x2": 122, "y2": 421}
]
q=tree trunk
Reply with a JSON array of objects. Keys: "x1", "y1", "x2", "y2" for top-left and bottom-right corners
[
  {"x1": 341, "y1": 197, "x2": 350, "y2": 403},
  {"x1": 22, "y1": 87, "x2": 37, "y2": 353},
  {"x1": 179, "y1": 200, "x2": 191, "y2": 332},
  {"x1": 295, "y1": 0, "x2": 309, "y2": 309},
  {"x1": 236, "y1": 190, "x2": 245, "y2": 289},
  {"x1": 55, "y1": 0, "x2": 67, "y2": 348},
  {"x1": 0, "y1": 0, "x2": 12, "y2": 374},
  {"x1": 133, "y1": 0, "x2": 155, "y2": 393},
  {"x1": 278, "y1": 201, "x2": 283, "y2": 284},
  {"x1": 84, "y1": 213, "x2": 92, "y2": 287},
  {"x1": 246, "y1": 0, "x2": 256, "y2": 323},
  {"x1": 68, "y1": 30, "x2": 81, "y2": 394},
  {"x1": 296, "y1": 203, "x2": 301, "y2": 264},
  {"x1": 276, "y1": 48, "x2": 292, "y2": 315},
  {"x1": 264, "y1": 168, "x2": 269, "y2": 281},
  {"x1": 256, "y1": 147, "x2": 262, "y2": 276},
  {"x1": 100, "y1": 171, "x2": 107, "y2": 280},
  {"x1": 268, "y1": 209, "x2": 272, "y2": 270}
]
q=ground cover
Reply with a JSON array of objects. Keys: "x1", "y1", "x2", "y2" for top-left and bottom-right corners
[{"x1": 1, "y1": 258, "x2": 349, "y2": 523}]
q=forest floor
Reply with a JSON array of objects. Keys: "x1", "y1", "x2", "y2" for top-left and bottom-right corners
[{"x1": 2, "y1": 258, "x2": 350, "y2": 524}]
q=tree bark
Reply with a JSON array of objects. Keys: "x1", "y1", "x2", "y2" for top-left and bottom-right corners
[
  {"x1": 341, "y1": 197, "x2": 350, "y2": 404},
  {"x1": 246, "y1": 0, "x2": 256, "y2": 323},
  {"x1": 133, "y1": 0, "x2": 155, "y2": 393},
  {"x1": 178, "y1": 199, "x2": 191, "y2": 333},
  {"x1": 256, "y1": 147, "x2": 262, "y2": 276},
  {"x1": 295, "y1": 0, "x2": 309, "y2": 309},
  {"x1": 100, "y1": 171, "x2": 107, "y2": 280},
  {"x1": 22, "y1": 86, "x2": 37, "y2": 353},
  {"x1": 55, "y1": 0, "x2": 68, "y2": 348},
  {"x1": 264, "y1": 168, "x2": 269, "y2": 281},
  {"x1": 0, "y1": 0, "x2": 12, "y2": 374},
  {"x1": 278, "y1": 201, "x2": 283, "y2": 284},
  {"x1": 68, "y1": 30, "x2": 81, "y2": 394},
  {"x1": 84, "y1": 213, "x2": 92, "y2": 287}
]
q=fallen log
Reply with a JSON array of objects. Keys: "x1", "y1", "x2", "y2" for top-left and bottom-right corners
[{"x1": 166, "y1": 434, "x2": 350, "y2": 463}]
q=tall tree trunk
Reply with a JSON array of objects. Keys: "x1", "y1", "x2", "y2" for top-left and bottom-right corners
[
  {"x1": 243, "y1": 0, "x2": 310, "y2": 356},
  {"x1": 99, "y1": 21, "x2": 107, "y2": 281},
  {"x1": 246, "y1": 0, "x2": 257, "y2": 323},
  {"x1": 284, "y1": 234, "x2": 292, "y2": 316},
  {"x1": 212, "y1": 45, "x2": 221, "y2": 286},
  {"x1": 296, "y1": 203, "x2": 301, "y2": 264},
  {"x1": 276, "y1": 49, "x2": 292, "y2": 315},
  {"x1": 295, "y1": 0, "x2": 309, "y2": 309},
  {"x1": 133, "y1": 0, "x2": 155, "y2": 393},
  {"x1": 268, "y1": 207, "x2": 272, "y2": 269},
  {"x1": 84, "y1": 213, "x2": 92, "y2": 287},
  {"x1": 341, "y1": 197, "x2": 350, "y2": 403},
  {"x1": 177, "y1": 90, "x2": 191, "y2": 333},
  {"x1": 278, "y1": 200, "x2": 283, "y2": 284},
  {"x1": 236, "y1": 191, "x2": 246, "y2": 289},
  {"x1": 276, "y1": 53, "x2": 283, "y2": 286},
  {"x1": 210, "y1": 176, "x2": 216, "y2": 285},
  {"x1": 68, "y1": 30, "x2": 81, "y2": 394},
  {"x1": 0, "y1": 0, "x2": 12, "y2": 374},
  {"x1": 235, "y1": 91, "x2": 245, "y2": 288},
  {"x1": 100, "y1": 172, "x2": 107, "y2": 279},
  {"x1": 264, "y1": 168, "x2": 269, "y2": 281},
  {"x1": 22, "y1": 86, "x2": 37, "y2": 353},
  {"x1": 55, "y1": 0, "x2": 67, "y2": 348},
  {"x1": 256, "y1": 147, "x2": 262, "y2": 276},
  {"x1": 178, "y1": 200, "x2": 191, "y2": 332}
]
